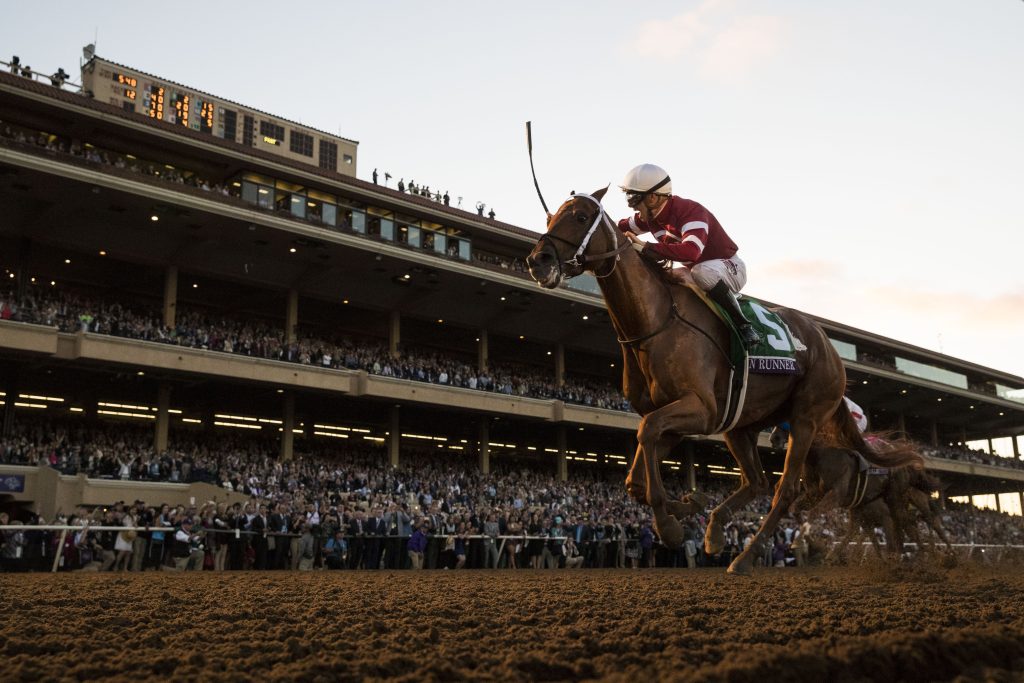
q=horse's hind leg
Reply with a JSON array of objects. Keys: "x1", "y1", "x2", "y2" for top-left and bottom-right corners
[{"x1": 705, "y1": 427, "x2": 769, "y2": 555}]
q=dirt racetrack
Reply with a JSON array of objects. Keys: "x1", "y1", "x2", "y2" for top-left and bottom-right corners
[{"x1": 2, "y1": 565, "x2": 1023, "y2": 682}]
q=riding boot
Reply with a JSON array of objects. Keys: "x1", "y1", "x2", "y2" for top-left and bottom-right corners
[{"x1": 708, "y1": 280, "x2": 762, "y2": 349}]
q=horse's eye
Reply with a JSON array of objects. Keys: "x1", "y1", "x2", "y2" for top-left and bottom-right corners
[{"x1": 575, "y1": 213, "x2": 589, "y2": 225}]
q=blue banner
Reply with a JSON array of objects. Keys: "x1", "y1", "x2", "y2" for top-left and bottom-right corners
[{"x1": 0, "y1": 474, "x2": 25, "y2": 493}]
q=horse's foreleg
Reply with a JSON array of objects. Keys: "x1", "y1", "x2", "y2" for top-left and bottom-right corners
[
  {"x1": 636, "y1": 395, "x2": 714, "y2": 549},
  {"x1": 625, "y1": 442, "x2": 647, "y2": 504}
]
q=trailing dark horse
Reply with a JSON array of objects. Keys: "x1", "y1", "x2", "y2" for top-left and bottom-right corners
[
  {"x1": 770, "y1": 429, "x2": 953, "y2": 560},
  {"x1": 526, "y1": 188, "x2": 923, "y2": 575}
]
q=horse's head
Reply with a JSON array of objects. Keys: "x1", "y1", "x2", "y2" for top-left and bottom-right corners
[{"x1": 526, "y1": 187, "x2": 626, "y2": 289}]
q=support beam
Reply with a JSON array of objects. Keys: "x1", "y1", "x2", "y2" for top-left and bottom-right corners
[
  {"x1": 389, "y1": 311, "x2": 401, "y2": 358},
  {"x1": 554, "y1": 343, "x2": 565, "y2": 389},
  {"x1": 557, "y1": 426, "x2": 568, "y2": 482},
  {"x1": 995, "y1": 493, "x2": 1002, "y2": 514},
  {"x1": 388, "y1": 405, "x2": 400, "y2": 467},
  {"x1": 163, "y1": 265, "x2": 178, "y2": 328},
  {"x1": 897, "y1": 412, "x2": 906, "y2": 436},
  {"x1": 285, "y1": 289, "x2": 299, "y2": 345},
  {"x1": 930, "y1": 420, "x2": 939, "y2": 448},
  {"x1": 684, "y1": 441, "x2": 696, "y2": 491},
  {"x1": 1, "y1": 374, "x2": 17, "y2": 438},
  {"x1": 987, "y1": 438, "x2": 995, "y2": 456},
  {"x1": 280, "y1": 393, "x2": 295, "y2": 462},
  {"x1": 478, "y1": 329, "x2": 489, "y2": 373},
  {"x1": 1019, "y1": 491, "x2": 1023, "y2": 516},
  {"x1": 154, "y1": 383, "x2": 171, "y2": 453},
  {"x1": 478, "y1": 420, "x2": 490, "y2": 475},
  {"x1": 1013, "y1": 436, "x2": 1020, "y2": 459}
]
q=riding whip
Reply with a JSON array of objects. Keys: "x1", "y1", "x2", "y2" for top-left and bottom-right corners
[{"x1": 525, "y1": 121, "x2": 551, "y2": 216}]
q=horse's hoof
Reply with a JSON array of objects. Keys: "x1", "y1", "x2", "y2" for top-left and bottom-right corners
[
  {"x1": 704, "y1": 520, "x2": 725, "y2": 555},
  {"x1": 727, "y1": 556, "x2": 753, "y2": 577},
  {"x1": 654, "y1": 514, "x2": 684, "y2": 548}
]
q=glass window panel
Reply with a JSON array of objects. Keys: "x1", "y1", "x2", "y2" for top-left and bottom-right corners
[
  {"x1": 351, "y1": 210, "x2": 366, "y2": 234},
  {"x1": 458, "y1": 240, "x2": 470, "y2": 260},
  {"x1": 829, "y1": 338, "x2": 857, "y2": 361},
  {"x1": 995, "y1": 383, "x2": 1024, "y2": 404},
  {"x1": 321, "y1": 203, "x2": 337, "y2": 227},
  {"x1": 565, "y1": 274, "x2": 600, "y2": 295},
  {"x1": 433, "y1": 233, "x2": 447, "y2": 255},
  {"x1": 241, "y1": 181, "x2": 258, "y2": 205},
  {"x1": 290, "y1": 194, "x2": 306, "y2": 219},
  {"x1": 257, "y1": 184, "x2": 273, "y2": 210},
  {"x1": 894, "y1": 357, "x2": 968, "y2": 389},
  {"x1": 381, "y1": 218, "x2": 395, "y2": 241},
  {"x1": 407, "y1": 226, "x2": 421, "y2": 248}
]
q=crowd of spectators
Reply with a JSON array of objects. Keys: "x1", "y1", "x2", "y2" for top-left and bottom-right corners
[
  {"x1": 922, "y1": 444, "x2": 1024, "y2": 471},
  {"x1": 0, "y1": 121, "x2": 526, "y2": 275},
  {"x1": 1, "y1": 419, "x2": 1022, "y2": 574},
  {"x1": 0, "y1": 287, "x2": 631, "y2": 412}
]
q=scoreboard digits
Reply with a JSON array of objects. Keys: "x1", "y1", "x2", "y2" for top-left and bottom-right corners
[{"x1": 85, "y1": 56, "x2": 356, "y2": 174}]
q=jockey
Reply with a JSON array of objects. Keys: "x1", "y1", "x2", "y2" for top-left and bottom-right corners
[
  {"x1": 773, "y1": 396, "x2": 867, "y2": 447},
  {"x1": 844, "y1": 396, "x2": 868, "y2": 433},
  {"x1": 617, "y1": 163, "x2": 761, "y2": 348}
]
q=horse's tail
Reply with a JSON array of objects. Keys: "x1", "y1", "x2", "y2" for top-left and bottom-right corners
[{"x1": 819, "y1": 399, "x2": 925, "y2": 471}]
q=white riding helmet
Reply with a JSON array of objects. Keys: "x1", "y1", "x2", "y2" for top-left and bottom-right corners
[{"x1": 620, "y1": 164, "x2": 672, "y2": 195}]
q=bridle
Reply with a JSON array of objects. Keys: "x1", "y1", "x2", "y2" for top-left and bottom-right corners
[{"x1": 536, "y1": 193, "x2": 631, "y2": 278}]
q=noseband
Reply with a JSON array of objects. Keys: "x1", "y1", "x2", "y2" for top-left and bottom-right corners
[{"x1": 537, "y1": 194, "x2": 631, "y2": 277}]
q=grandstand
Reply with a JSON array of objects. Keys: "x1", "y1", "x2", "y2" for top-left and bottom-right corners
[{"x1": 1, "y1": 51, "x2": 1023, "y2": 524}]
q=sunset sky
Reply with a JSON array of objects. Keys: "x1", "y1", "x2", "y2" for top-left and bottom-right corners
[{"x1": 3, "y1": 1, "x2": 1022, "y2": 380}]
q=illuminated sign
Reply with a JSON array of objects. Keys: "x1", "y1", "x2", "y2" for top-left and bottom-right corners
[
  {"x1": 114, "y1": 73, "x2": 137, "y2": 88},
  {"x1": 147, "y1": 85, "x2": 165, "y2": 120}
]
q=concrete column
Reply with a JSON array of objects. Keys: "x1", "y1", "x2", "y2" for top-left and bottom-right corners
[
  {"x1": 154, "y1": 383, "x2": 171, "y2": 453},
  {"x1": 684, "y1": 441, "x2": 697, "y2": 491},
  {"x1": 1, "y1": 374, "x2": 17, "y2": 437},
  {"x1": 554, "y1": 343, "x2": 565, "y2": 389},
  {"x1": 285, "y1": 289, "x2": 299, "y2": 344},
  {"x1": 388, "y1": 405, "x2": 400, "y2": 467},
  {"x1": 478, "y1": 420, "x2": 491, "y2": 475},
  {"x1": 163, "y1": 265, "x2": 178, "y2": 328},
  {"x1": 389, "y1": 311, "x2": 401, "y2": 358},
  {"x1": 280, "y1": 393, "x2": 295, "y2": 462},
  {"x1": 478, "y1": 329, "x2": 489, "y2": 373},
  {"x1": 556, "y1": 426, "x2": 568, "y2": 482}
]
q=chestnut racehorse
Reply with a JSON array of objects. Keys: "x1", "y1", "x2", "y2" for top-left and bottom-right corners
[{"x1": 526, "y1": 187, "x2": 923, "y2": 575}]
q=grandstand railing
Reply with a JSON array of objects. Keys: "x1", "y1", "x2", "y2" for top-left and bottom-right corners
[{"x1": 2, "y1": 525, "x2": 1021, "y2": 572}]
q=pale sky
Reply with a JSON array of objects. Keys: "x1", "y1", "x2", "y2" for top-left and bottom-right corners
[{"x1": 3, "y1": 1, "x2": 1023, "y2": 377}]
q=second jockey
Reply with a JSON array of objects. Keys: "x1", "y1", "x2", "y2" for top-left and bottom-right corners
[{"x1": 617, "y1": 163, "x2": 761, "y2": 348}]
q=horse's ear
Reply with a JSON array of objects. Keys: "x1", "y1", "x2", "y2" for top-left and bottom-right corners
[{"x1": 592, "y1": 185, "x2": 609, "y2": 202}]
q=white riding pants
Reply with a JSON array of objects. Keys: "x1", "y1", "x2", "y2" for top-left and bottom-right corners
[{"x1": 691, "y1": 255, "x2": 747, "y2": 294}]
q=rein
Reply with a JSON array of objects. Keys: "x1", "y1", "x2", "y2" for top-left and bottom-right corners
[{"x1": 616, "y1": 285, "x2": 734, "y2": 370}]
